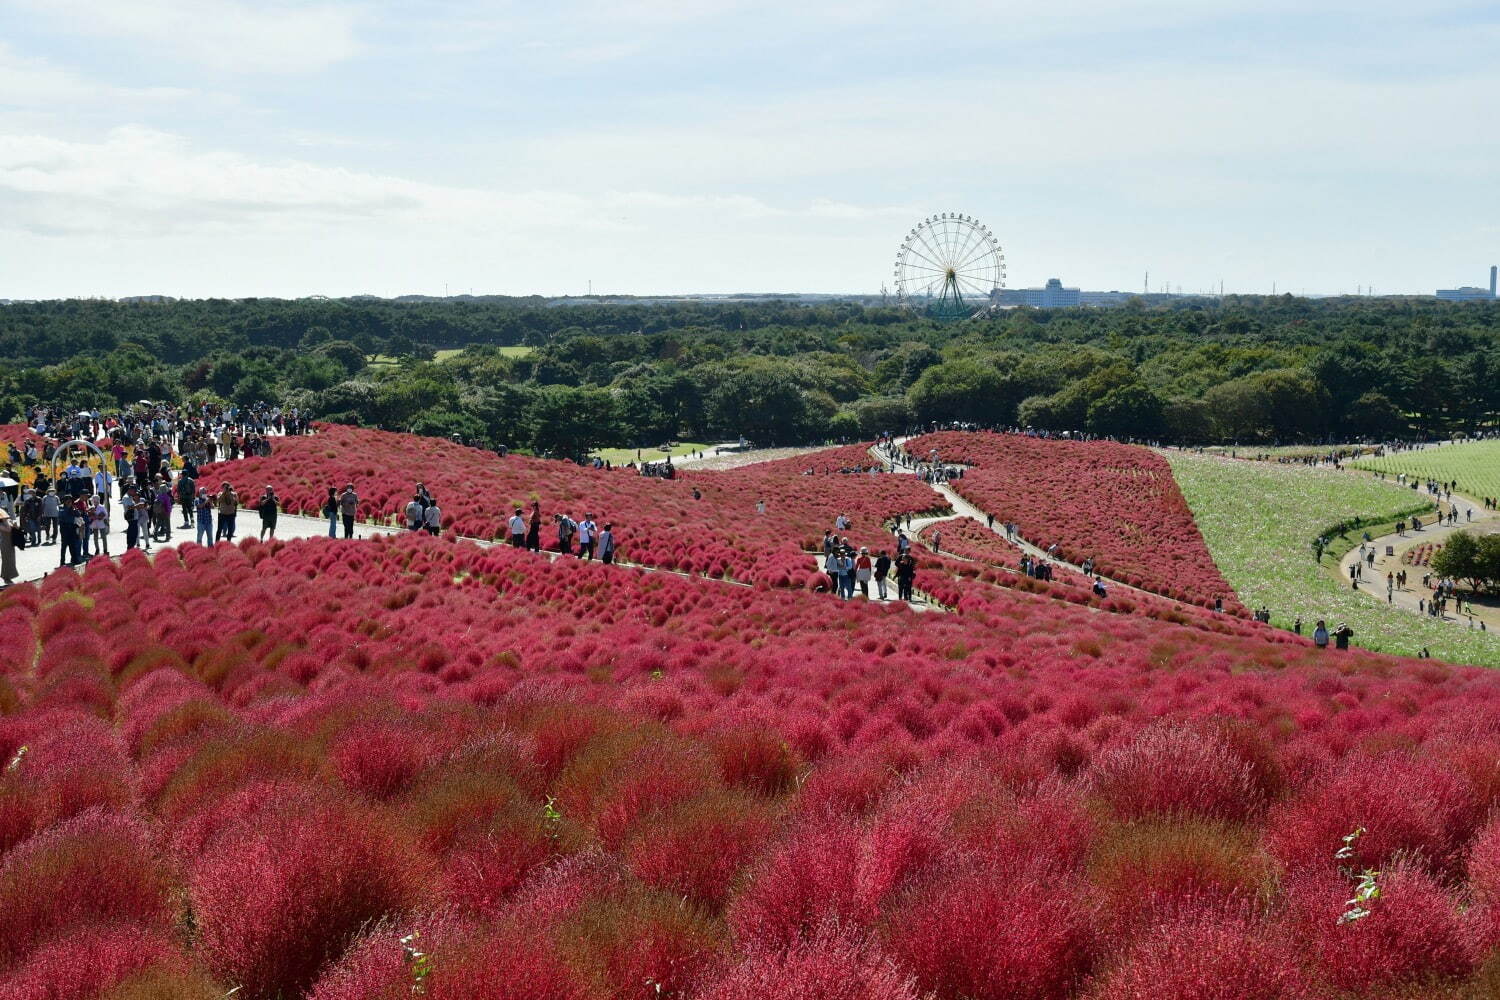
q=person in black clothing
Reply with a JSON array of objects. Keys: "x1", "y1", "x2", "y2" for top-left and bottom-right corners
[
  {"x1": 527, "y1": 501, "x2": 542, "y2": 552},
  {"x1": 873, "y1": 550, "x2": 892, "y2": 600},
  {"x1": 1333, "y1": 623, "x2": 1354, "y2": 650},
  {"x1": 895, "y1": 551, "x2": 916, "y2": 602}
]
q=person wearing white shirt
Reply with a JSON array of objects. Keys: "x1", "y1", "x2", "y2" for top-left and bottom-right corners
[
  {"x1": 405, "y1": 497, "x2": 424, "y2": 531},
  {"x1": 508, "y1": 508, "x2": 526, "y2": 547},
  {"x1": 423, "y1": 500, "x2": 442, "y2": 536},
  {"x1": 577, "y1": 514, "x2": 597, "y2": 560},
  {"x1": 90, "y1": 497, "x2": 110, "y2": 557}
]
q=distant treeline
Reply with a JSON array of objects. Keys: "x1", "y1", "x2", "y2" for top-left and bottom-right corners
[{"x1": 2, "y1": 295, "x2": 1498, "y2": 455}]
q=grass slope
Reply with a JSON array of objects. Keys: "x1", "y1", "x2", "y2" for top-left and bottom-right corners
[
  {"x1": 1351, "y1": 440, "x2": 1500, "y2": 503},
  {"x1": 1165, "y1": 450, "x2": 1500, "y2": 667},
  {"x1": 590, "y1": 442, "x2": 712, "y2": 465}
]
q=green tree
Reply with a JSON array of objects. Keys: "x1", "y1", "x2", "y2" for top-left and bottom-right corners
[
  {"x1": 1432, "y1": 532, "x2": 1500, "y2": 594},
  {"x1": 907, "y1": 358, "x2": 1021, "y2": 425},
  {"x1": 704, "y1": 369, "x2": 812, "y2": 445},
  {"x1": 1086, "y1": 383, "x2": 1165, "y2": 440}
]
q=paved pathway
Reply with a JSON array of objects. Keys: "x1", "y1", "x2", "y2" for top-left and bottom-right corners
[
  {"x1": 5, "y1": 487, "x2": 939, "y2": 614},
  {"x1": 1334, "y1": 486, "x2": 1500, "y2": 630},
  {"x1": 868, "y1": 439, "x2": 1175, "y2": 606}
]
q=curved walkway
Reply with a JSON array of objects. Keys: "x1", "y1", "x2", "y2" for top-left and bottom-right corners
[
  {"x1": 869, "y1": 440, "x2": 1178, "y2": 607},
  {"x1": 1334, "y1": 487, "x2": 1500, "y2": 630}
]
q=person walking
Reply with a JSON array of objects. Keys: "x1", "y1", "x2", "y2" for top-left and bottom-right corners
[
  {"x1": 121, "y1": 489, "x2": 139, "y2": 550},
  {"x1": 338, "y1": 484, "x2": 358, "y2": 539},
  {"x1": 405, "y1": 495, "x2": 425, "y2": 532},
  {"x1": 322, "y1": 487, "x2": 338, "y2": 538},
  {"x1": 0, "y1": 509, "x2": 18, "y2": 588},
  {"x1": 195, "y1": 488, "x2": 214, "y2": 546},
  {"x1": 155, "y1": 481, "x2": 173, "y2": 542},
  {"x1": 423, "y1": 497, "x2": 442, "y2": 536},
  {"x1": 598, "y1": 522, "x2": 615, "y2": 564},
  {"x1": 1333, "y1": 622, "x2": 1354, "y2": 650},
  {"x1": 895, "y1": 551, "x2": 916, "y2": 602},
  {"x1": 874, "y1": 549, "x2": 891, "y2": 600},
  {"x1": 508, "y1": 507, "x2": 526, "y2": 547},
  {"x1": 40, "y1": 487, "x2": 59, "y2": 544},
  {"x1": 133, "y1": 490, "x2": 152, "y2": 552},
  {"x1": 855, "y1": 547, "x2": 873, "y2": 598},
  {"x1": 578, "y1": 514, "x2": 597, "y2": 560},
  {"x1": 57, "y1": 495, "x2": 81, "y2": 566},
  {"x1": 527, "y1": 502, "x2": 542, "y2": 552},
  {"x1": 257, "y1": 486, "x2": 279, "y2": 541},
  {"x1": 836, "y1": 548, "x2": 855, "y2": 600},
  {"x1": 1313, "y1": 619, "x2": 1330, "y2": 649},
  {"x1": 89, "y1": 494, "x2": 109, "y2": 557},
  {"x1": 176, "y1": 469, "x2": 196, "y2": 528},
  {"x1": 216, "y1": 482, "x2": 239, "y2": 541}
]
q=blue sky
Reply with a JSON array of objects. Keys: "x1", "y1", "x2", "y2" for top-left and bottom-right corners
[{"x1": 1, "y1": 0, "x2": 1496, "y2": 299}]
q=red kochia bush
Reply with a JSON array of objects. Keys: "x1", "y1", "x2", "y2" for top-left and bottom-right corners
[
  {"x1": 729, "y1": 819, "x2": 864, "y2": 947},
  {"x1": 0, "y1": 810, "x2": 174, "y2": 971},
  {"x1": 189, "y1": 794, "x2": 434, "y2": 1000},
  {"x1": 1285, "y1": 863, "x2": 1474, "y2": 992},
  {"x1": 0, "y1": 924, "x2": 189, "y2": 1000},
  {"x1": 698, "y1": 931, "x2": 925, "y2": 1000},
  {"x1": 906, "y1": 431, "x2": 1243, "y2": 611},
  {"x1": 1266, "y1": 753, "x2": 1480, "y2": 876},
  {"x1": 885, "y1": 861, "x2": 1098, "y2": 1000},
  {"x1": 1086, "y1": 911, "x2": 1314, "y2": 1000},
  {"x1": 1087, "y1": 724, "x2": 1264, "y2": 824}
]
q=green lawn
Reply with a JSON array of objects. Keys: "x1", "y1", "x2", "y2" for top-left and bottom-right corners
[
  {"x1": 1164, "y1": 450, "x2": 1500, "y2": 666},
  {"x1": 433, "y1": 348, "x2": 463, "y2": 361},
  {"x1": 589, "y1": 442, "x2": 712, "y2": 465},
  {"x1": 1351, "y1": 440, "x2": 1500, "y2": 504},
  {"x1": 1201, "y1": 444, "x2": 1377, "y2": 460},
  {"x1": 497, "y1": 345, "x2": 535, "y2": 358}
]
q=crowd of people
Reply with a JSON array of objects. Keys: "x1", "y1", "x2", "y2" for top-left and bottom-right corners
[{"x1": 820, "y1": 529, "x2": 915, "y2": 602}]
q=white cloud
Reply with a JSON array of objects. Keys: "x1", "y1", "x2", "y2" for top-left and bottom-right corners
[
  {"x1": 4, "y1": 0, "x2": 360, "y2": 73},
  {"x1": 0, "y1": 41, "x2": 191, "y2": 105},
  {"x1": 0, "y1": 126, "x2": 907, "y2": 239}
]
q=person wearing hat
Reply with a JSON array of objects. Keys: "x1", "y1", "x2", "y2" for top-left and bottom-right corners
[
  {"x1": 0, "y1": 507, "x2": 18, "y2": 587},
  {"x1": 855, "y1": 546, "x2": 873, "y2": 598},
  {"x1": 1333, "y1": 622, "x2": 1354, "y2": 650}
]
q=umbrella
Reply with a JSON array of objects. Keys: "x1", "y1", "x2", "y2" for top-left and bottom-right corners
[
  {"x1": 0, "y1": 477, "x2": 17, "y2": 488},
  {"x1": 76, "y1": 411, "x2": 92, "y2": 418},
  {"x1": 138, "y1": 399, "x2": 153, "y2": 405}
]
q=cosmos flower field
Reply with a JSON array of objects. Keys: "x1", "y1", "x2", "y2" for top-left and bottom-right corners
[{"x1": 10, "y1": 429, "x2": 1500, "y2": 999}]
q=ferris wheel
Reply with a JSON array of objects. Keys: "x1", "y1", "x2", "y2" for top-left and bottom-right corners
[{"x1": 893, "y1": 213, "x2": 1005, "y2": 320}]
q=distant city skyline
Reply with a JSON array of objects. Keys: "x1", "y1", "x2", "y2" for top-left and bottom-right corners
[{"x1": 1, "y1": 0, "x2": 1497, "y2": 300}]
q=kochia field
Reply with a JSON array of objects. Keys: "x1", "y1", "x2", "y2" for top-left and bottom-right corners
[{"x1": 8, "y1": 430, "x2": 1500, "y2": 1000}]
